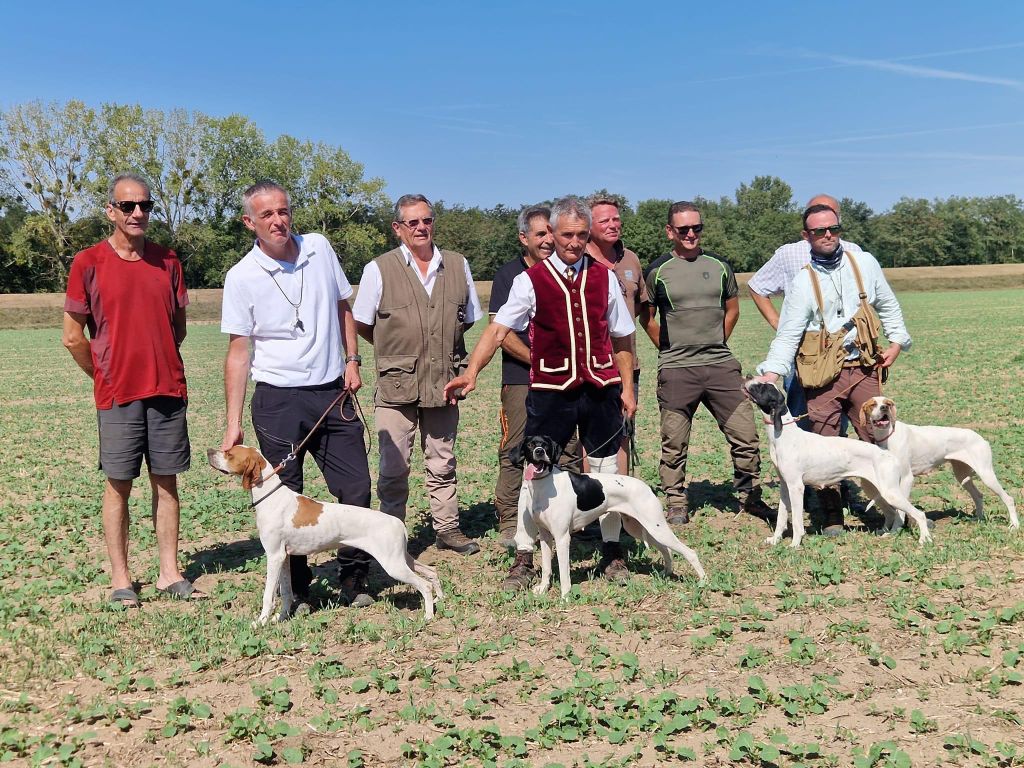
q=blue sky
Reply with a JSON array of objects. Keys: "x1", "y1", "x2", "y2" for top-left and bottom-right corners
[{"x1": 2, "y1": 1, "x2": 1022, "y2": 214}]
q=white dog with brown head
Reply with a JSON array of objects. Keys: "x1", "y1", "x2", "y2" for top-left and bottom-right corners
[
  {"x1": 860, "y1": 396, "x2": 1019, "y2": 531},
  {"x1": 208, "y1": 445, "x2": 443, "y2": 624}
]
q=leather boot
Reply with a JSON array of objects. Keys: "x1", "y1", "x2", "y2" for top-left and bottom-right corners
[
  {"x1": 816, "y1": 487, "x2": 845, "y2": 536},
  {"x1": 502, "y1": 551, "x2": 536, "y2": 591}
]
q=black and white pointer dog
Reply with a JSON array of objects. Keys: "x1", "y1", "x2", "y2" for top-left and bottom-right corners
[
  {"x1": 744, "y1": 380, "x2": 932, "y2": 547},
  {"x1": 512, "y1": 435, "x2": 706, "y2": 597}
]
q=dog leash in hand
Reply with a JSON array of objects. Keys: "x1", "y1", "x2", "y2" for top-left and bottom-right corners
[{"x1": 267, "y1": 389, "x2": 359, "y2": 477}]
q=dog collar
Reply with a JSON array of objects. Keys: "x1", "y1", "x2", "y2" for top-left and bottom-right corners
[
  {"x1": 763, "y1": 416, "x2": 802, "y2": 427},
  {"x1": 251, "y1": 479, "x2": 288, "y2": 508}
]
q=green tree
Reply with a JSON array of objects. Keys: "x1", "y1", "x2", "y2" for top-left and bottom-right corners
[
  {"x1": 622, "y1": 198, "x2": 672, "y2": 267},
  {"x1": 0, "y1": 100, "x2": 98, "y2": 283},
  {"x1": 727, "y1": 176, "x2": 799, "y2": 271},
  {"x1": 92, "y1": 104, "x2": 211, "y2": 240},
  {"x1": 872, "y1": 198, "x2": 951, "y2": 267}
]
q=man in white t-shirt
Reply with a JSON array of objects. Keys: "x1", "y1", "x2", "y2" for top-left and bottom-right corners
[{"x1": 220, "y1": 180, "x2": 372, "y2": 612}]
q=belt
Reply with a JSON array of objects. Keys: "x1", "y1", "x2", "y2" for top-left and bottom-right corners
[{"x1": 255, "y1": 376, "x2": 344, "y2": 391}]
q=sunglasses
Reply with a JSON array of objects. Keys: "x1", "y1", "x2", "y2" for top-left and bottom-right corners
[
  {"x1": 111, "y1": 200, "x2": 155, "y2": 214},
  {"x1": 672, "y1": 224, "x2": 703, "y2": 235},
  {"x1": 807, "y1": 224, "x2": 842, "y2": 236},
  {"x1": 398, "y1": 217, "x2": 434, "y2": 228}
]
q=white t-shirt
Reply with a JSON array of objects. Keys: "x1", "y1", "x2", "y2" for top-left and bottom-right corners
[{"x1": 221, "y1": 233, "x2": 353, "y2": 387}]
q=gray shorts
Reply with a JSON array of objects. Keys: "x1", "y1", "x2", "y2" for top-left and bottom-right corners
[{"x1": 97, "y1": 396, "x2": 191, "y2": 480}]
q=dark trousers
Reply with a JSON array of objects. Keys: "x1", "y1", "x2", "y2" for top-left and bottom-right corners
[
  {"x1": 525, "y1": 383, "x2": 624, "y2": 460},
  {"x1": 251, "y1": 380, "x2": 371, "y2": 595}
]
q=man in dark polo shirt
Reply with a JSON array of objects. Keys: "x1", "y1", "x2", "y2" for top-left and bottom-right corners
[
  {"x1": 489, "y1": 205, "x2": 554, "y2": 548},
  {"x1": 63, "y1": 173, "x2": 200, "y2": 607},
  {"x1": 640, "y1": 201, "x2": 773, "y2": 526},
  {"x1": 445, "y1": 196, "x2": 637, "y2": 590}
]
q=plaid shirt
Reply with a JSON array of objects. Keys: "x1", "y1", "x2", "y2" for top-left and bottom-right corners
[{"x1": 748, "y1": 239, "x2": 861, "y2": 297}]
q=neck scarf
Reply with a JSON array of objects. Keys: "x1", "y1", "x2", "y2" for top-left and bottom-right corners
[{"x1": 810, "y1": 243, "x2": 843, "y2": 270}]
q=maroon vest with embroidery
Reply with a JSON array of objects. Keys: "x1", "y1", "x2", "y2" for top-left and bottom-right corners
[{"x1": 526, "y1": 256, "x2": 620, "y2": 390}]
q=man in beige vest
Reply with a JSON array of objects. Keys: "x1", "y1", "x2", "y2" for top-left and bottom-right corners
[{"x1": 353, "y1": 194, "x2": 483, "y2": 555}]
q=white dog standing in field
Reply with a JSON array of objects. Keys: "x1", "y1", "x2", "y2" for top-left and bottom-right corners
[
  {"x1": 207, "y1": 446, "x2": 443, "y2": 624},
  {"x1": 861, "y1": 396, "x2": 1019, "y2": 531},
  {"x1": 513, "y1": 435, "x2": 706, "y2": 597},
  {"x1": 743, "y1": 381, "x2": 932, "y2": 547}
]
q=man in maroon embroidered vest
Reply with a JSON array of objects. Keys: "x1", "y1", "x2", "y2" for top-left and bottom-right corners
[{"x1": 445, "y1": 196, "x2": 637, "y2": 590}]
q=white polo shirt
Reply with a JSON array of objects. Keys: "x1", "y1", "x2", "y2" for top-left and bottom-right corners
[
  {"x1": 352, "y1": 244, "x2": 483, "y2": 325},
  {"x1": 221, "y1": 233, "x2": 353, "y2": 387}
]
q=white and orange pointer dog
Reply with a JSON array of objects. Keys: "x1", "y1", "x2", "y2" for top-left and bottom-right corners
[
  {"x1": 861, "y1": 396, "x2": 1019, "y2": 531},
  {"x1": 207, "y1": 446, "x2": 443, "y2": 624}
]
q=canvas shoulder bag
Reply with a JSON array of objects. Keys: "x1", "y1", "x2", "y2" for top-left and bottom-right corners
[{"x1": 795, "y1": 253, "x2": 882, "y2": 389}]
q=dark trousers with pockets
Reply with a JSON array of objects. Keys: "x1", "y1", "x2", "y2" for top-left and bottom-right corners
[{"x1": 251, "y1": 380, "x2": 371, "y2": 595}]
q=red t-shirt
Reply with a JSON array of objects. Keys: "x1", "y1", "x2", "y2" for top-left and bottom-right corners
[{"x1": 64, "y1": 240, "x2": 189, "y2": 409}]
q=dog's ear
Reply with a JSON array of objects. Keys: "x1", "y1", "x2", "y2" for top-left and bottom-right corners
[
  {"x1": 241, "y1": 452, "x2": 266, "y2": 490},
  {"x1": 771, "y1": 399, "x2": 786, "y2": 433},
  {"x1": 508, "y1": 440, "x2": 524, "y2": 469},
  {"x1": 860, "y1": 400, "x2": 874, "y2": 428},
  {"x1": 885, "y1": 398, "x2": 897, "y2": 421}
]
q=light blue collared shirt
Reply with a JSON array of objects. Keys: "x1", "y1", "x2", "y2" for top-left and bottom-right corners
[{"x1": 756, "y1": 250, "x2": 912, "y2": 378}]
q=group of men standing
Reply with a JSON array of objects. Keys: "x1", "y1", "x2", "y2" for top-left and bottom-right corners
[{"x1": 64, "y1": 175, "x2": 909, "y2": 608}]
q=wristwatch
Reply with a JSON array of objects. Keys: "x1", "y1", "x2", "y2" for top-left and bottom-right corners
[{"x1": 345, "y1": 354, "x2": 362, "y2": 366}]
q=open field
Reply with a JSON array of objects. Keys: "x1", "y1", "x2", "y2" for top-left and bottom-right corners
[
  {"x1": 3, "y1": 263, "x2": 1024, "y2": 329},
  {"x1": 1, "y1": 289, "x2": 1023, "y2": 767}
]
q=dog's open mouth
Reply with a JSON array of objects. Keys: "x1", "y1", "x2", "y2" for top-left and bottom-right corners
[
  {"x1": 523, "y1": 462, "x2": 550, "y2": 481},
  {"x1": 873, "y1": 416, "x2": 891, "y2": 428}
]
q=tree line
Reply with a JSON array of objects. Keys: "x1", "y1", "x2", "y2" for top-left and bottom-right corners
[{"x1": 1, "y1": 100, "x2": 1022, "y2": 293}]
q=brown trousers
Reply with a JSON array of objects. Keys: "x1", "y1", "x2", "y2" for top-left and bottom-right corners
[
  {"x1": 804, "y1": 365, "x2": 881, "y2": 441},
  {"x1": 657, "y1": 359, "x2": 761, "y2": 508}
]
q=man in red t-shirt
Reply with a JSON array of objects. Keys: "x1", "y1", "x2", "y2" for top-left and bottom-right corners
[{"x1": 63, "y1": 173, "x2": 201, "y2": 606}]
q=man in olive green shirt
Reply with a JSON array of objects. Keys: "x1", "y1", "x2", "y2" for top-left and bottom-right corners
[{"x1": 640, "y1": 201, "x2": 772, "y2": 526}]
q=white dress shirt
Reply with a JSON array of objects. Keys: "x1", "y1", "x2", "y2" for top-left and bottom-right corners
[
  {"x1": 493, "y1": 253, "x2": 636, "y2": 337},
  {"x1": 352, "y1": 244, "x2": 482, "y2": 325}
]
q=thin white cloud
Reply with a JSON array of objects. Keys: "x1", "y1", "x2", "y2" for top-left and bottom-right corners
[{"x1": 820, "y1": 53, "x2": 1024, "y2": 90}]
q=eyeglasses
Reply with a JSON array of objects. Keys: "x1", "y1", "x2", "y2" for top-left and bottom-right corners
[
  {"x1": 111, "y1": 200, "x2": 155, "y2": 214},
  {"x1": 671, "y1": 224, "x2": 703, "y2": 236},
  {"x1": 807, "y1": 225, "x2": 842, "y2": 236},
  {"x1": 398, "y1": 217, "x2": 434, "y2": 228}
]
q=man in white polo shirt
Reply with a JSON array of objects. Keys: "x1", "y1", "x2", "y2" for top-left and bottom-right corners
[{"x1": 220, "y1": 180, "x2": 372, "y2": 611}]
